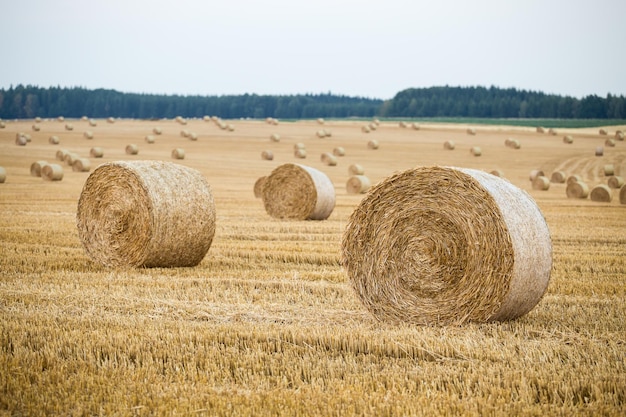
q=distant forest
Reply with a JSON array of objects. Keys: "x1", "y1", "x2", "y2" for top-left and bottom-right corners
[{"x1": 0, "y1": 84, "x2": 624, "y2": 120}]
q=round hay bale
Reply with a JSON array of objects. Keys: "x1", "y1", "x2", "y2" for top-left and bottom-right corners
[
  {"x1": 270, "y1": 133, "x2": 280, "y2": 142},
  {"x1": 599, "y1": 128, "x2": 608, "y2": 135},
  {"x1": 90, "y1": 147, "x2": 104, "y2": 158},
  {"x1": 15, "y1": 134, "x2": 28, "y2": 146},
  {"x1": 367, "y1": 139, "x2": 379, "y2": 150},
  {"x1": 65, "y1": 123, "x2": 74, "y2": 131},
  {"x1": 227, "y1": 124, "x2": 235, "y2": 132},
  {"x1": 261, "y1": 150, "x2": 274, "y2": 161},
  {"x1": 604, "y1": 164, "x2": 614, "y2": 176},
  {"x1": 254, "y1": 176, "x2": 267, "y2": 198},
  {"x1": 348, "y1": 163, "x2": 365, "y2": 176},
  {"x1": 24, "y1": 134, "x2": 32, "y2": 143},
  {"x1": 616, "y1": 130, "x2": 624, "y2": 141},
  {"x1": 35, "y1": 117, "x2": 42, "y2": 123},
  {"x1": 529, "y1": 170, "x2": 545, "y2": 181},
  {"x1": 316, "y1": 129, "x2": 327, "y2": 138},
  {"x1": 64, "y1": 152, "x2": 80, "y2": 166},
  {"x1": 346, "y1": 175, "x2": 371, "y2": 194},
  {"x1": 590, "y1": 184, "x2": 612, "y2": 202},
  {"x1": 72, "y1": 158, "x2": 91, "y2": 172},
  {"x1": 294, "y1": 148, "x2": 307, "y2": 159},
  {"x1": 563, "y1": 135, "x2": 574, "y2": 144},
  {"x1": 49, "y1": 135, "x2": 60, "y2": 145},
  {"x1": 126, "y1": 144, "x2": 139, "y2": 155},
  {"x1": 566, "y1": 181, "x2": 589, "y2": 199},
  {"x1": 443, "y1": 140, "x2": 455, "y2": 150},
  {"x1": 180, "y1": 130, "x2": 190, "y2": 138},
  {"x1": 608, "y1": 176, "x2": 624, "y2": 189},
  {"x1": 620, "y1": 184, "x2": 626, "y2": 205},
  {"x1": 470, "y1": 146, "x2": 482, "y2": 156},
  {"x1": 567, "y1": 174, "x2": 582, "y2": 185},
  {"x1": 605, "y1": 138, "x2": 616, "y2": 147},
  {"x1": 536, "y1": 126, "x2": 545, "y2": 133},
  {"x1": 261, "y1": 163, "x2": 335, "y2": 220},
  {"x1": 56, "y1": 149, "x2": 69, "y2": 161},
  {"x1": 466, "y1": 128, "x2": 476, "y2": 135},
  {"x1": 548, "y1": 128, "x2": 557, "y2": 136},
  {"x1": 0, "y1": 121, "x2": 5, "y2": 128},
  {"x1": 0, "y1": 166, "x2": 6, "y2": 183},
  {"x1": 107, "y1": 117, "x2": 115, "y2": 124},
  {"x1": 30, "y1": 161, "x2": 49, "y2": 177},
  {"x1": 490, "y1": 169, "x2": 504, "y2": 178},
  {"x1": 145, "y1": 135, "x2": 156, "y2": 144},
  {"x1": 361, "y1": 125, "x2": 371, "y2": 133},
  {"x1": 399, "y1": 121, "x2": 408, "y2": 128},
  {"x1": 41, "y1": 164, "x2": 64, "y2": 181},
  {"x1": 32, "y1": 124, "x2": 40, "y2": 132},
  {"x1": 595, "y1": 146, "x2": 604, "y2": 157},
  {"x1": 84, "y1": 131, "x2": 94, "y2": 139},
  {"x1": 341, "y1": 166, "x2": 552, "y2": 325},
  {"x1": 333, "y1": 147, "x2": 345, "y2": 157},
  {"x1": 550, "y1": 171, "x2": 566, "y2": 184},
  {"x1": 153, "y1": 127, "x2": 162, "y2": 135},
  {"x1": 411, "y1": 123, "x2": 420, "y2": 130},
  {"x1": 57, "y1": 116, "x2": 65, "y2": 122},
  {"x1": 321, "y1": 152, "x2": 338, "y2": 166},
  {"x1": 76, "y1": 161, "x2": 216, "y2": 268},
  {"x1": 368, "y1": 122, "x2": 377, "y2": 131},
  {"x1": 294, "y1": 143, "x2": 306, "y2": 151},
  {"x1": 317, "y1": 118, "x2": 325, "y2": 125},
  {"x1": 172, "y1": 148, "x2": 186, "y2": 160},
  {"x1": 89, "y1": 119, "x2": 97, "y2": 127},
  {"x1": 505, "y1": 138, "x2": 521, "y2": 149},
  {"x1": 532, "y1": 176, "x2": 551, "y2": 191}
]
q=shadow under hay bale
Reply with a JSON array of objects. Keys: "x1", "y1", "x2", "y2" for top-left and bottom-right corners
[
  {"x1": 76, "y1": 161, "x2": 216, "y2": 268},
  {"x1": 341, "y1": 166, "x2": 552, "y2": 325}
]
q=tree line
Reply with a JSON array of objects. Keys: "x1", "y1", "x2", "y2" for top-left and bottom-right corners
[{"x1": 0, "y1": 84, "x2": 624, "y2": 120}]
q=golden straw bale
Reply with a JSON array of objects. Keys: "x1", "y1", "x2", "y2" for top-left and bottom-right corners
[
  {"x1": 566, "y1": 181, "x2": 589, "y2": 199},
  {"x1": 399, "y1": 121, "x2": 408, "y2": 128},
  {"x1": 145, "y1": 135, "x2": 155, "y2": 144},
  {"x1": 89, "y1": 119, "x2": 97, "y2": 127},
  {"x1": 567, "y1": 174, "x2": 582, "y2": 185},
  {"x1": 550, "y1": 171, "x2": 566, "y2": 183},
  {"x1": 333, "y1": 147, "x2": 345, "y2": 157},
  {"x1": 153, "y1": 127, "x2": 162, "y2": 135},
  {"x1": 30, "y1": 161, "x2": 49, "y2": 177},
  {"x1": 466, "y1": 128, "x2": 476, "y2": 135},
  {"x1": 317, "y1": 118, "x2": 325, "y2": 125},
  {"x1": 599, "y1": 128, "x2": 608, "y2": 135},
  {"x1": 125, "y1": 144, "x2": 139, "y2": 155},
  {"x1": 64, "y1": 152, "x2": 80, "y2": 166},
  {"x1": 0, "y1": 121, "x2": 5, "y2": 128},
  {"x1": 261, "y1": 163, "x2": 335, "y2": 220},
  {"x1": 505, "y1": 138, "x2": 521, "y2": 149},
  {"x1": 57, "y1": 116, "x2": 65, "y2": 122},
  {"x1": 346, "y1": 175, "x2": 371, "y2": 194},
  {"x1": 341, "y1": 166, "x2": 552, "y2": 325},
  {"x1": 49, "y1": 135, "x2": 60, "y2": 145},
  {"x1": 188, "y1": 132, "x2": 198, "y2": 141},
  {"x1": 348, "y1": 164, "x2": 365, "y2": 176},
  {"x1": 595, "y1": 146, "x2": 604, "y2": 156},
  {"x1": 620, "y1": 184, "x2": 626, "y2": 205},
  {"x1": 316, "y1": 129, "x2": 327, "y2": 138},
  {"x1": 321, "y1": 152, "x2": 338, "y2": 166},
  {"x1": 294, "y1": 143, "x2": 306, "y2": 151},
  {"x1": 608, "y1": 176, "x2": 624, "y2": 189},
  {"x1": 41, "y1": 164, "x2": 63, "y2": 181},
  {"x1": 443, "y1": 140, "x2": 455, "y2": 150},
  {"x1": 605, "y1": 138, "x2": 616, "y2": 147},
  {"x1": 532, "y1": 176, "x2": 551, "y2": 191},
  {"x1": 361, "y1": 125, "x2": 371, "y2": 133},
  {"x1": 172, "y1": 148, "x2": 186, "y2": 160},
  {"x1": 470, "y1": 146, "x2": 482, "y2": 156},
  {"x1": 65, "y1": 123, "x2": 74, "y2": 131},
  {"x1": 604, "y1": 164, "x2": 614, "y2": 176},
  {"x1": 529, "y1": 169, "x2": 545, "y2": 181},
  {"x1": 107, "y1": 117, "x2": 115, "y2": 124},
  {"x1": 536, "y1": 126, "x2": 545, "y2": 133},
  {"x1": 227, "y1": 124, "x2": 235, "y2": 131},
  {"x1": 254, "y1": 176, "x2": 267, "y2": 198},
  {"x1": 56, "y1": 149, "x2": 69, "y2": 161},
  {"x1": 367, "y1": 139, "x2": 379, "y2": 150},
  {"x1": 84, "y1": 131, "x2": 94, "y2": 139},
  {"x1": 72, "y1": 158, "x2": 91, "y2": 172},
  {"x1": 616, "y1": 130, "x2": 624, "y2": 141},
  {"x1": 90, "y1": 147, "x2": 104, "y2": 158},
  {"x1": 261, "y1": 150, "x2": 274, "y2": 161},
  {"x1": 35, "y1": 117, "x2": 42, "y2": 123},
  {"x1": 563, "y1": 135, "x2": 574, "y2": 144},
  {"x1": 0, "y1": 166, "x2": 6, "y2": 183},
  {"x1": 548, "y1": 128, "x2": 557, "y2": 136},
  {"x1": 32, "y1": 124, "x2": 40, "y2": 132},
  {"x1": 411, "y1": 123, "x2": 420, "y2": 130},
  {"x1": 180, "y1": 130, "x2": 190, "y2": 138},
  {"x1": 15, "y1": 134, "x2": 28, "y2": 146},
  {"x1": 590, "y1": 184, "x2": 612, "y2": 202},
  {"x1": 270, "y1": 133, "x2": 281, "y2": 142},
  {"x1": 368, "y1": 122, "x2": 377, "y2": 131},
  {"x1": 294, "y1": 148, "x2": 307, "y2": 159}
]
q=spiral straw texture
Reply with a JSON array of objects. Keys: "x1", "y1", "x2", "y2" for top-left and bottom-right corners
[{"x1": 341, "y1": 166, "x2": 552, "y2": 325}]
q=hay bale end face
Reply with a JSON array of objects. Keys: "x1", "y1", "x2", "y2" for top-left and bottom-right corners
[
  {"x1": 608, "y1": 176, "x2": 624, "y2": 189},
  {"x1": 567, "y1": 174, "x2": 582, "y2": 185},
  {"x1": 605, "y1": 138, "x2": 616, "y2": 147},
  {"x1": 76, "y1": 161, "x2": 216, "y2": 268},
  {"x1": 254, "y1": 176, "x2": 267, "y2": 198},
  {"x1": 550, "y1": 171, "x2": 566, "y2": 183},
  {"x1": 566, "y1": 181, "x2": 589, "y2": 199},
  {"x1": 590, "y1": 184, "x2": 612, "y2": 202},
  {"x1": 346, "y1": 175, "x2": 371, "y2": 194},
  {"x1": 341, "y1": 166, "x2": 552, "y2": 325},
  {"x1": 595, "y1": 146, "x2": 604, "y2": 157},
  {"x1": 261, "y1": 163, "x2": 335, "y2": 220},
  {"x1": 529, "y1": 170, "x2": 545, "y2": 182},
  {"x1": 72, "y1": 158, "x2": 91, "y2": 172},
  {"x1": 30, "y1": 161, "x2": 49, "y2": 177}
]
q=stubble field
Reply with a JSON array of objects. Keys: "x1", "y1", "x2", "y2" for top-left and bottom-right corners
[{"x1": 1, "y1": 117, "x2": 625, "y2": 416}]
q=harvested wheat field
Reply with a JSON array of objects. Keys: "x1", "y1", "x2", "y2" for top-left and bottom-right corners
[{"x1": 0, "y1": 117, "x2": 625, "y2": 416}]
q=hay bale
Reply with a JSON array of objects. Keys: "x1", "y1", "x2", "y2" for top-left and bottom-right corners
[
  {"x1": 346, "y1": 175, "x2": 371, "y2": 194},
  {"x1": 563, "y1": 135, "x2": 574, "y2": 144},
  {"x1": 367, "y1": 139, "x2": 379, "y2": 150},
  {"x1": 368, "y1": 122, "x2": 377, "y2": 131},
  {"x1": 57, "y1": 116, "x2": 65, "y2": 122},
  {"x1": 15, "y1": 134, "x2": 28, "y2": 146},
  {"x1": 590, "y1": 184, "x2": 612, "y2": 202},
  {"x1": 532, "y1": 176, "x2": 551, "y2": 191},
  {"x1": 548, "y1": 128, "x2": 557, "y2": 136},
  {"x1": 566, "y1": 174, "x2": 582, "y2": 185},
  {"x1": 24, "y1": 133, "x2": 32, "y2": 142},
  {"x1": 321, "y1": 152, "x2": 338, "y2": 166},
  {"x1": 550, "y1": 171, "x2": 566, "y2": 183},
  {"x1": 270, "y1": 133, "x2": 281, "y2": 142},
  {"x1": 0, "y1": 121, "x2": 5, "y2": 128},
  {"x1": 65, "y1": 123, "x2": 74, "y2": 131},
  {"x1": 84, "y1": 131, "x2": 94, "y2": 139},
  {"x1": 411, "y1": 123, "x2": 420, "y2": 130},
  {"x1": 620, "y1": 184, "x2": 626, "y2": 205},
  {"x1": 90, "y1": 147, "x2": 104, "y2": 158},
  {"x1": 41, "y1": 164, "x2": 64, "y2": 181},
  {"x1": 443, "y1": 140, "x2": 455, "y2": 150},
  {"x1": 76, "y1": 161, "x2": 216, "y2": 268},
  {"x1": 49, "y1": 135, "x2": 60, "y2": 145},
  {"x1": 188, "y1": 132, "x2": 198, "y2": 141},
  {"x1": 605, "y1": 138, "x2": 616, "y2": 147},
  {"x1": 153, "y1": 127, "x2": 162, "y2": 135},
  {"x1": 64, "y1": 152, "x2": 80, "y2": 166},
  {"x1": 595, "y1": 146, "x2": 604, "y2": 157},
  {"x1": 261, "y1": 150, "x2": 274, "y2": 161},
  {"x1": 536, "y1": 126, "x2": 545, "y2": 133},
  {"x1": 505, "y1": 138, "x2": 521, "y2": 149},
  {"x1": 227, "y1": 124, "x2": 235, "y2": 132},
  {"x1": 599, "y1": 128, "x2": 608, "y2": 135},
  {"x1": 490, "y1": 169, "x2": 504, "y2": 178},
  {"x1": 32, "y1": 124, "x2": 40, "y2": 132},
  {"x1": 294, "y1": 148, "x2": 307, "y2": 159},
  {"x1": 608, "y1": 176, "x2": 624, "y2": 189},
  {"x1": 254, "y1": 176, "x2": 267, "y2": 198},
  {"x1": 180, "y1": 130, "x2": 190, "y2": 138},
  {"x1": 604, "y1": 164, "x2": 614, "y2": 176},
  {"x1": 56, "y1": 149, "x2": 69, "y2": 161},
  {"x1": 529, "y1": 170, "x2": 545, "y2": 181},
  {"x1": 317, "y1": 118, "x2": 325, "y2": 125},
  {"x1": 348, "y1": 163, "x2": 365, "y2": 176},
  {"x1": 316, "y1": 129, "x2": 327, "y2": 138},
  {"x1": 616, "y1": 130, "x2": 624, "y2": 141},
  {"x1": 107, "y1": 117, "x2": 115, "y2": 123},
  {"x1": 172, "y1": 148, "x2": 186, "y2": 160},
  {"x1": 399, "y1": 121, "x2": 408, "y2": 128},
  {"x1": 333, "y1": 147, "x2": 345, "y2": 157},
  {"x1": 0, "y1": 166, "x2": 5, "y2": 183},
  {"x1": 145, "y1": 135, "x2": 156, "y2": 144},
  {"x1": 89, "y1": 119, "x2": 97, "y2": 127},
  {"x1": 72, "y1": 158, "x2": 91, "y2": 172},
  {"x1": 126, "y1": 144, "x2": 139, "y2": 155},
  {"x1": 294, "y1": 143, "x2": 306, "y2": 150},
  {"x1": 30, "y1": 161, "x2": 49, "y2": 177},
  {"x1": 466, "y1": 128, "x2": 476, "y2": 135},
  {"x1": 261, "y1": 163, "x2": 335, "y2": 220},
  {"x1": 361, "y1": 125, "x2": 371, "y2": 133},
  {"x1": 566, "y1": 181, "x2": 589, "y2": 199},
  {"x1": 341, "y1": 166, "x2": 552, "y2": 325},
  {"x1": 470, "y1": 146, "x2": 482, "y2": 156}
]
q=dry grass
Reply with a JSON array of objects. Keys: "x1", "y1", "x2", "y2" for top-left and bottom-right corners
[{"x1": 0, "y1": 118, "x2": 625, "y2": 416}]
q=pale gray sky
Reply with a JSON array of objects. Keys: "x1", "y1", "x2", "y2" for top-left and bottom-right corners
[{"x1": 1, "y1": 0, "x2": 624, "y2": 99}]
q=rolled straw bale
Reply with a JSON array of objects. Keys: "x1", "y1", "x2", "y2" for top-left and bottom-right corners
[
  {"x1": 0, "y1": 121, "x2": 5, "y2": 128},
  {"x1": 317, "y1": 118, "x2": 325, "y2": 124},
  {"x1": 261, "y1": 150, "x2": 274, "y2": 161},
  {"x1": 32, "y1": 124, "x2": 40, "y2": 131},
  {"x1": 145, "y1": 135, "x2": 156, "y2": 144},
  {"x1": 126, "y1": 144, "x2": 139, "y2": 155},
  {"x1": 81, "y1": 116, "x2": 87, "y2": 121},
  {"x1": 550, "y1": 171, "x2": 566, "y2": 183},
  {"x1": 346, "y1": 175, "x2": 371, "y2": 194},
  {"x1": 316, "y1": 130, "x2": 327, "y2": 138},
  {"x1": 532, "y1": 176, "x2": 551, "y2": 191},
  {"x1": 605, "y1": 138, "x2": 616, "y2": 147},
  {"x1": 89, "y1": 119, "x2": 97, "y2": 127},
  {"x1": 49, "y1": 135, "x2": 60, "y2": 145},
  {"x1": 261, "y1": 163, "x2": 335, "y2": 220},
  {"x1": 466, "y1": 128, "x2": 476, "y2": 135},
  {"x1": 367, "y1": 139, "x2": 379, "y2": 150},
  {"x1": 595, "y1": 146, "x2": 604, "y2": 156},
  {"x1": 563, "y1": 135, "x2": 574, "y2": 144},
  {"x1": 368, "y1": 122, "x2": 377, "y2": 131},
  {"x1": 321, "y1": 152, "x2": 338, "y2": 166},
  {"x1": 180, "y1": 129, "x2": 190, "y2": 138},
  {"x1": 361, "y1": 125, "x2": 371, "y2": 133},
  {"x1": 505, "y1": 138, "x2": 521, "y2": 149},
  {"x1": 153, "y1": 127, "x2": 162, "y2": 135},
  {"x1": 566, "y1": 181, "x2": 589, "y2": 199},
  {"x1": 84, "y1": 131, "x2": 94, "y2": 139},
  {"x1": 490, "y1": 169, "x2": 504, "y2": 178},
  {"x1": 24, "y1": 134, "x2": 31, "y2": 142},
  {"x1": 348, "y1": 163, "x2": 365, "y2": 176},
  {"x1": 536, "y1": 126, "x2": 545, "y2": 133},
  {"x1": 294, "y1": 148, "x2": 307, "y2": 159},
  {"x1": 548, "y1": 128, "x2": 557, "y2": 136},
  {"x1": 30, "y1": 161, "x2": 49, "y2": 177},
  {"x1": 35, "y1": 117, "x2": 42, "y2": 123},
  {"x1": 412, "y1": 123, "x2": 421, "y2": 130},
  {"x1": 443, "y1": 140, "x2": 455, "y2": 150},
  {"x1": 294, "y1": 143, "x2": 306, "y2": 151},
  {"x1": 57, "y1": 116, "x2": 65, "y2": 122},
  {"x1": 107, "y1": 117, "x2": 115, "y2": 124},
  {"x1": 72, "y1": 158, "x2": 91, "y2": 172},
  {"x1": 333, "y1": 147, "x2": 345, "y2": 157},
  {"x1": 64, "y1": 152, "x2": 80, "y2": 166},
  {"x1": 590, "y1": 184, "x2": 612, "y2": 202},
  {"x1": 254, "y1": 176, "x2": 267, "y2": 198},
  {"x1": 616, "y1": 130, "x2": 624, "y2": 141},
  {"x1": 0, "y1": 166, "x2": 5, "y2": 183},
  {"x1": 172, "y1": 148, "x2": 186, "y2": 160},
  {"x1": 599, "y1": 128, "x2": 608, "y2": 135},
  {"x1": 65, "y1": 123, "x2": 74, "y2": 131},
  {"x1": 341, "y1": 166, "x2": 552, "y2": 325},
  {"x1": 56, "y1": 149, "x2": 69, "y2": 161},
  {"x1": 620, "y1": 184, "x2": 626, "y2": 205},
  {"x1": 399, "y1": 121, "x2": 408, "y2": 128},
  {"x1": 188, "y1": 132, "x2": 198, "y2": 141},
  {"x1": 608, "y1": 176, "x2": 624, "y2": 189},
  {"x1": 529, "y1": 170, "x2": 544, "y2": 181},
  {"x1": 15, "y1": 134, "x2": 28, "y2": 146},
  {"x1": 604, "y1": 164, "x2": 614, "y2": 176},
  {"x1": 470, "y1": 146, "x2": 482, "y2": 156},
  {"x1": 90, "y1": 147, "x2": 104, "y2": 158},
  {"x1": 76, "y1": 161, "x2": 216, "y2": 268},
  {"x1": 567, "y1": 174, "x2": 582, "y2": 185},
  {"x1": 41, "y1": 164, "x2": 63, "y2": 181},
  {"x1": 227, "y1": 124, "x2": 235, "y2": 131},
  {"x1": 270, "y1": 133, "x2": 281, "y2": 142}
]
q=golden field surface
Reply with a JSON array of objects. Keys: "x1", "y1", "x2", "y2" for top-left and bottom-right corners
[{"x1": 0, "y1": 117, "x2": 625, "y2": 416}]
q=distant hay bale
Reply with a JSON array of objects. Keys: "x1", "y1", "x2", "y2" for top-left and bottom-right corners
[
  {"x1": 81, "y1": 116, "x2": 87, "y2": 121},
  {"x1": 321, "y1": 152, "x2": 338, "y2": 166},
  {"x1": 504, "y1": 138, "x2": 521, "y2": 149},
  {"x1": 566, "y1": 181, "x2": 589, "y2": 199},
  {"x1": 599, "y1": 128, "x2": 608, "y2": 135},
  {"x1": 316, "y1": 129, "x2": 327, "y2": 138},
  {"x1": 616, "y1": 130, "x2": 624, "y2": 141},
  {"x1": 0, "y1": 166, "x2": 5, "y2": 183},
  {"x1": 15, "y1": 134, "x2": 28, "y2": 146},
  {"x1": 84, "y1": 131, "x2": 94, "y2": 139},
  {"x1": 32, "y1": 124, "x2": 40, "y2": 132},
  {"x1": 64, "y1": 152, "x2": 80, "y2": 166},
  {"x1": 107, "y1": 117, "x2": 115, "y2": 124},
  {"x1": 566, "y1": 174, "x2": 582, "y2": 185},
  {"x1": 333, "y1": 147, "x2": 345, "y2": 157},
  {"x1": 341, "y1": 166, "x2": 552, "y2": 325},
  {"x1": 261, "y1": 163, "x2": 335, "y2": 220},
  {"x1": 172, "y1": 148, "x2": 186, "y2": 160},
  {"x1": 72, "y1": 158, "x2": 91, "y2": 172},
  {"x1": 188, "y1": 132, "x2": 198, "y2": 141},
  {"x1": 590, "y1": 184, "x2": 612, "y2": 202},
  {"x1": 367, "y1": 139, "x2": 379, "y2": 149},
  {"x1": 65, "y1": 123, "x2": 74, "y2": 131},
  {"x1": 145, "y1": 135, "x2": 155, "y2": 144},
  {"x1": 620, "y1": 185, "x2": 626, "y2": 205},
  {"x1": 604, "y1": 164, "x2": 614, "y2": 176},
  {"x1": 348, "y1": 163, "x2": 365, "y2": 175},
  {"x1": 49, "y1": 135, "x2": 60, "y2": 145},
  {"x1": 399, "y1": 121, "x2": 408, "y2": 128},
  {"x1": 294, "y1": 143, "x2": 306, "y2": 151},
  {"x1": 254, "y1": 176, "x2": 267, "y2": 198},
  {"x1": 532, "y1": 176, "x2": 551, "y2": 191},
  {"x1": 605, "y1": 138, "x2": 616, "y2": 147},
  {"x1": 180, "y1": 130, "x2": 190, "y2": 138},
  {"x1": 548, "y1": 128, "x2": 557, "y2": 136},
  {"x1": 317, "y1": 118, "x2": 325, "y2": 124},
  {"x1": 56, "y1": 149, "x2": 69, "y2": 161},
  {"x1": 563, "y1": 135, "x2": 574, "y2": 144},
  {"x1": 270, "y1": 133, "x2": 280, "y2": 142},
  {"x1": 90, "y1": 147, "x2": 104, "y2": 158},
  {"x1": 153, "y1": 127, "x2": 162, "y2": 135},
  {"x1": 0, "y1": 121, "x2": 5, "y2": 128},
  {"x1": 550, "y1": 171, "x2": 566, "y2": 183},
  {"x1": 466, "y1": 128, "x2": 476, "y2": 135},
  {"x1": 294, "y1": 148, "x2": 307, "y2": 159},
  {"x1": 608, "y1": 176, "x2": 624, "y2": 189},
  {"x1": 470, "y1": 146, "x2": 482, "y2": 156},
  {"x1": 368, "y1": 122, "x2": 377, "y2": 131},
  {"x1": 411, "y1": 123, "x2": 420, "y2": 130},
  {"x1": 35, "y1": 117, "x2": 42, "y2": 123},
  {"x1": 361, "y1": 125, "x2": 371, "y2": 133},
  {"x1": 529, "y1": 169, "x2": 545, "y2": 182},
  {"x1": 346, "y1": 175, "x2": 371, "y2": 194},
  {"x1": 261, "y1": 150, "x2": 274, "y2": 161},
  {"x1": 536, "y1": 126, "x2": 545, "y2": 133},
  {"x1": 490, "y1": 169, "x2": 504, "y2": 178},
  {"x1": 76, "y1": 160, "x2": 216, "y2": 268},
  {"x1": 595, "y1": 146, "x2": 604, "y2": 156},
  {"x1": 41, "y1": 164, "x2": 63, "y2": 181},
  {"x1": 24, "y1": 133, "x2": 31, "y2": 142},
  {"x1": 125, "y1": 144, "x2": 139, "y2": 155},
  {"x1": 57, "y1": 116, "x2": 65, "y2": 122},
  {"x1": 89, "y1": 119, "x2": 97, "y2": 127},
  {"x1": 30, "y1": 161, "x2": 49, "y2": 177},
  {"x1": 227, "y1": 124, "x2": 235, "y2": 132},
  {"x1": 443, "y1": 140, "x2": 455, "y2": 150}
]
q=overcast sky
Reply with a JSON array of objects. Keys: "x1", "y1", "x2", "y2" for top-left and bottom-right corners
[{"x1": 1, "y1": 0, "x2": 624, "y2": 99}]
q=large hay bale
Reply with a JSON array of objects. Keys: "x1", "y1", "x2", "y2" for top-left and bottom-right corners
[
  {"x1": 532, "y1": 176, "x2": 550, "y2": 191},
  {"x1": 346, "y1": 175, "x2": 371, "y2": 194},
  {"x1": 470, "y1": 146, "x2": 482, "y2": 156},
  {"x1": 341, "y1": 166, "x2": 552, "y2": 325},
  {"x1": 563, "y1": 135, "x2": 574, "y2": 144},
  {"x1": 254, "y1": 176, "x2": 267, "y2": 198},
  {"x1": 172, "y1": 148, "x2": 186, "y2": 160},
  {"x1": 49, "y1": 135, "x2": 60, "y2": 145},
  {"x1": 31, "y1": 161, "x2": 49, "y2": 177},
  {"x1": 126, "y1": 144, "x2": 139, "y2": 155},
  {"x1": 41, "y1": 164, "x2": 64, "y2": 181},
  {"x1": 0, "y1": 166, "x2": 6, "y2": 183},
  {"x1": 443, "y1": 140, "x2": 455, "y2": 150},
  {"x1": 294, "y1": 148, "x2": 307, "y2": 159},
  {"x1": 261, "y1": 150, "x2": 274, "y2": 161},
  {"x1": 72, "y1": 158, "x2": 91, "y2": 172},
  {"x1": 590, "y1": 184, "x2": 612, "y2": 202},
  {"x1": 550, "y1": 171, "x2": 566, "y2": 183},
  {"x1": 529, "y1": 169, "x2": 545, "y2": 181},
  {"x1": 566, "y1": 181, "x2": 589, "y2": 199},
  {"x1": 604, "y1": 164, "x2": 614, "y2": 176},
  {"x1": 367, "y1": 139, "x2": 379, "y2": 150},
  {"x1": 76, "y1": 161, "x2": 216, "y2": 268},
  {"x1": 348, "y1": 164, "x2": 365, "y2": 176},
  {"x1": 261, "y1": 163, "x2": 335, "y2": 220},
  {"x1": 321, "y1": 152, "x2": 338, "y2": 166},
  {"x1": 608, "y1": 176, "x2": 624, "y2": 189},
  {"x1": 90, "y1": 147, "x2": 104, "y2": 158},
  {"x1": 620, "y1": 184, "x2": 626, "y2": 205},
  {"x1": 333, "y1": 147, "x2": 345, "y2": 157}
]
